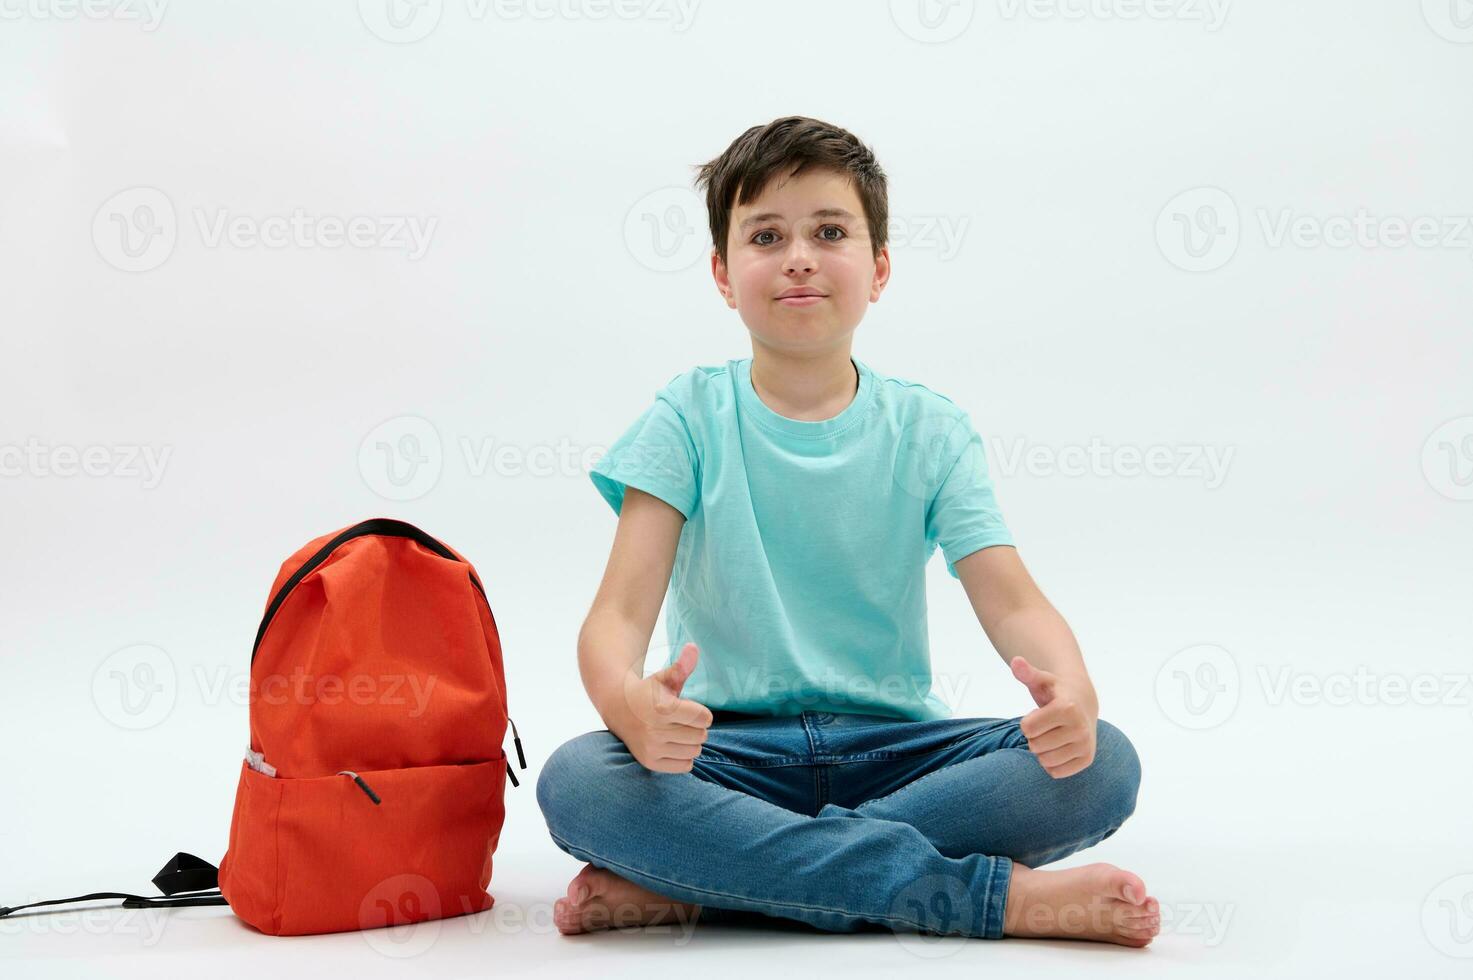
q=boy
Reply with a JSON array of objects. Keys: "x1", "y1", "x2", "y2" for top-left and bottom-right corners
[{"x1": 536, "y1": 116, "x2": 1159, "y2": 946}]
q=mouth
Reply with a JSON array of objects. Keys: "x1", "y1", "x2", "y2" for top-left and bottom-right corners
[{"x1": 775, "y1": 290, "x2": 827, "y2": 306}]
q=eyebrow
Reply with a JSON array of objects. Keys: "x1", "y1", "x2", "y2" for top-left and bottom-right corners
[{"x1": 737, "y1": 207, "x2": 857, "y2": 232}]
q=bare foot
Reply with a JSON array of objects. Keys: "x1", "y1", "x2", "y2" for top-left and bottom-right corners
[
  {"x1": 1003, "y1": 862, "x2": 1161, "y2": 947},
  {"x1": 553, "y1": 864, "x2": 702, "y2": 935}
]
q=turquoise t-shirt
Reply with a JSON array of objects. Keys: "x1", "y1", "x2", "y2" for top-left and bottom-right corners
[{"x1": 589, "y1": 355, "x2": 1014, "y2": 721}]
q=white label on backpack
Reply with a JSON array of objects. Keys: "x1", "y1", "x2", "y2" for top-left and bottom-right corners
[{"x1": 245, "y1": 748, "x2": 277, "y2": 777}]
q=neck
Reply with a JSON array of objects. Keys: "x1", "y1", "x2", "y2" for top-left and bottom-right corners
[{"x1": 748, "y1": 341, "x2": 859, "y2": 421}]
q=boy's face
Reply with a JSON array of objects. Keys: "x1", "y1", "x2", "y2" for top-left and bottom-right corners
[{"x1": 712, "y1": 166, "x2": 890, "y2": 355}]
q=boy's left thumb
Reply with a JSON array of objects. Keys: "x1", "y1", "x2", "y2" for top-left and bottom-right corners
[{"x1": 1011, "y1": 656, "x2": 1055, "y2": 705}]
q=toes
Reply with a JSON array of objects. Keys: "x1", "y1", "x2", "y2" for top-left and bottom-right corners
[
  {"x1": 568, "y1": 865, "x2": 601, "y2": 904},
  {"x1": 553, "y1": 898, "x2": 578, "y2": 934},
  {"x1": 1116, "y1": 896, "x2": 1160, "y2": 943},
  {"x1": 1114, "y1": 869, "x2": 1148, "y2": 905},
  {"x1": 1087, "y1": 863, "x2": 1147, "y2": 904},
  {"x1": 1119, "y1": 915, "x2": 1161, "y2": 942}
]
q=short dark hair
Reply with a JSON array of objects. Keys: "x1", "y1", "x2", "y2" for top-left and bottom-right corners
[{"x1": 693, "y1": 115, "x2": 889, "y2": 267}]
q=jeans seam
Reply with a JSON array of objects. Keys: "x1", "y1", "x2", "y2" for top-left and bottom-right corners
[
  {"x1": 856, "y1": 741, "x2": 1022, "y2": 811},
  {"x1": 985, "y1": 855, "x2": 1012, "y2": 938},
  {"x1": 696, "y1": 755, "x2": 814, "y2": 769},
  {"x1": 699, "y1": 737, "x2": 986, "y2": 767},
  {"x1": 546, "y1": 828, "x2": 986, "y2": 935},
  {"x1": 820, "y1": 730, "x2": 998, "y2": 765},
  {"x1": 799, "y1": 714, "x2": 823, "y2": 811},
  {"x1": 800, "y1": 712, "x2": 825, "y2": 756},
  {"x1": 846, "y1": 723, "x2": 1019, "y2": 765},
  {"x1": 700, "y1": 719, "x2": 1015, "y2": 768},
  {"x1": 848, "y1": 719, "x2": 1031, "y2": 807}
]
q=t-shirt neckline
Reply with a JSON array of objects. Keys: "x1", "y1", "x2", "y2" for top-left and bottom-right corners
[{"x1": 735, "y1": 355, "x2": 875, "y2": 440}]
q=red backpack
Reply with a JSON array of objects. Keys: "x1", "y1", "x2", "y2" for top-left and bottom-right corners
[{"x1": 1, "y1": 518, "x2": 527, "y2": 936}]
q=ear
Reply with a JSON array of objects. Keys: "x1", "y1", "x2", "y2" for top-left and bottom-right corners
[
  {"x1": 870, "y1": 245, "x2": 891, "y2": 303},
  {"x1": 711, "y1": 249, "x2": 737, "y2": 309}
]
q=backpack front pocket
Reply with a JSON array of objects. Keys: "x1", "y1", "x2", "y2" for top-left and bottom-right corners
[{"x1": 219, "y1": 755, "x2": 507, "y2": 936}]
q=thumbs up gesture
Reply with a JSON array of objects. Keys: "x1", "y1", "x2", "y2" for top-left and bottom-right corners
[
  {"x1": 616, "y1": 642, "x2": 714, "y2": 773},
  {"x1": 1011, "y1": 656, "x2": 1098, "y2": 780}
]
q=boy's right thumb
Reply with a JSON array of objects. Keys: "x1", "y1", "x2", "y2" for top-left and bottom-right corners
[{"x1": 655, "y1": 642, "x2": 700, "y2": 695}]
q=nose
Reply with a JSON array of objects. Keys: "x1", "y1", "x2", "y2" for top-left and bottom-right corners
[{"x1": 782, "y1": 237, "x2": 816, "y2": 276}]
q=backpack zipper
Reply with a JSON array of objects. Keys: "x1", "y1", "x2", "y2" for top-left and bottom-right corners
[
  {"x1": 252, "y1": 519, "x2": 494, "y2": 663},
  {"x1": 253, "y1": 519, "x2": 529, "y2": 789},
  {"x1": 337, "y1": 770, "x2": 382, "y2": 805},
  {"x1": 506, "y1": 716, "x2": 526, "y2": 786}
]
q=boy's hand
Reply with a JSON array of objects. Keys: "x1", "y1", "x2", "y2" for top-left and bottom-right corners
[
  {"x1": 1011, "y1": 656, "x2": 1098, "y2": 779},
  {"x1": 614, "y1": 642, "x2": 714, "y2": 773}
]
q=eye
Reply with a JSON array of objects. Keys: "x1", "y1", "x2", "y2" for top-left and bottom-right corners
[{"x1": 752, "y1": 225, "x2": 848, "y2": 247}]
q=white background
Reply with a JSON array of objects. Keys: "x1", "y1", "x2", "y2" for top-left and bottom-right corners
[{"x1": 2, "y1": 1, "x2": 1471, "y2": 976}]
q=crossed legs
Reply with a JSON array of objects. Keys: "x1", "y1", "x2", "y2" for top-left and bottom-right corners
[{"x1": 535, "y1": 717, "x2": 1159, "y2": 944}]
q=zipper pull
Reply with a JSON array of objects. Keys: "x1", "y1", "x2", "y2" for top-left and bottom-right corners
[
  {"x1": 505, "y1": 762, "x2": 519, "y2": 787},
  {"x1": 510, "y1": 716, "x2": 527, "y2": 770},
  {"x1": 337, "y1": 770, "x2": 382, "y2": 805}
]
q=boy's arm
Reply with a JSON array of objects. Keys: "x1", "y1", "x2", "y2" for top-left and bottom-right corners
[
  {"x1": 954, "y1": 545, "x2": 1102, "y2": 778},
  {"x1": 577, "y1": 486, "x2": 689, "y2": 731}
]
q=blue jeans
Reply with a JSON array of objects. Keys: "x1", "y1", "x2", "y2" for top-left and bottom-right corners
[{"x1": 535, "y1": 709, "x2": 1141, "y2": 939}]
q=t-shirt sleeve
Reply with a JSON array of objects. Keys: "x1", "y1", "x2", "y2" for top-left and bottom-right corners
[
  {"x1": 589, "y1": 392, "x2": 699, "y2": 520},
  {"x1": 924, "y1": 412, "x2": 1014, "y2": 578}
]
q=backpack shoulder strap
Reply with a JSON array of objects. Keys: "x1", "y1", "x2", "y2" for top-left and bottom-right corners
[{"x1": 0, "y1": 852, "x2": 228, "y2": 918}]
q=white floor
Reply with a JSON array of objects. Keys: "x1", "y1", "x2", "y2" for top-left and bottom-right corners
[
  {"x1": 3, "y1": 843, "x2": 1465, "y2": 980},
  {"x1": 6, "y1": 550, "x2": 1472, "y2": 979},
  {"x1": 4, "y1": 755, "x2": 1469, "y2": 979},
  {"x1": 7, "y1": 537, "x2": 1471, "y2": 979}
]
